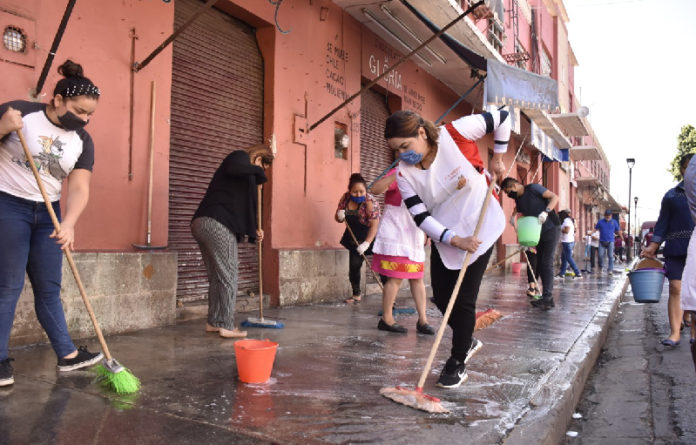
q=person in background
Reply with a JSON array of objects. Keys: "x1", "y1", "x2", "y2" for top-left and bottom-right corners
[
  {"x1": 0, "y1": 60, "x2": 104, "y2": 388},
  {"x1": 616, "y1": 231, "x2": 626, "y2": 263},
  {"x1": 680, "y1": 153, "x2": 696, "y2": 372},
  {"x1": 502, "y1": 177, "x2": 561, "y2": 309},
  {"x1": 557, "y1": 210, "x2": 582, "y2": 279},
  {"x1": 596, "y1": 210, "x2": 620, "y2": 274},
  {"x1": 583, "y1": 229, "x2": 593, "y2": 274},
  {"x1": 386, "y1": 108, "x2": 510, "y2": 388},
  {"x1": 590, "y1": 226, "x2": 600, "y2": 274},
  {"x1": 370, "y1": 169, "x2": 433, "y2": 335},
  {"x1": 335, "y1": 173, "x2": 380, "y2": 304},
  {"x1": 643, "y1": 153, "x2": 695, "y2": 347},
  {"x1": 644, "y1": 227, "x2": 654, "y2": 248},
  {"x1": 192, "y1": 144, "x2": 273, "y2": 339}
]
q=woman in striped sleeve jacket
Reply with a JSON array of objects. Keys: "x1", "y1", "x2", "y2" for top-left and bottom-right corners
[{"x1": 385, "y1": 109, "x2": 510, "y2": 389}]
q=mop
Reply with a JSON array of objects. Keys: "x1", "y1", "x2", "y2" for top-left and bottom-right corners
[
  {"x1": 16, "y1": 129, "x2": 140, "y2": 394},
  {"x1": 241, "y1": 185, "x2": 284, "y2": 329},
  {"x1": 380, "y1": 177, "x2": 497, "y2": 413}
]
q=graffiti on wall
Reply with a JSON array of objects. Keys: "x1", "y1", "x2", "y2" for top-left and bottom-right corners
[{"x1": 326, "y1": 42, "x2": 348, "y2": 100}]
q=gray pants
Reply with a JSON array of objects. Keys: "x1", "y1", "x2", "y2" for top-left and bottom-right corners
[{"x1": 191, "y1": 217, "x2": 239, "y2": 330}]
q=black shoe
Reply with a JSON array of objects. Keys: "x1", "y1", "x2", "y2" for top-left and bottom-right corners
[
  {"x1": 416, "y1": 322, "x2": 435, "y2": 335},
  {"x1": 0, "y1": 358, "x2": 14, "y2": 387},
  {"x1": 464, "y1": 337, "x2": 483, "y2": 364},
  {"x1": 530, "y1": 298, "x2": 555, "y2": 310},
  {"x1": 436, "y1": 357, "x2": 468, "y2": 388},
  {"x1": 57, "y1": 346, "x2": 104, "y2": 372},
  {"x1": 377, "y1": 318, "x2": 408, "y2": 334}
]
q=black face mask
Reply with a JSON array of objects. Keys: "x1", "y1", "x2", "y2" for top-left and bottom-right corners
[
  {"x1": 57, "y1": 110, "x2": 88, "y2": 131},
  {"x1": 506, "y1": 191, "x2": 518, "y2": 199}
]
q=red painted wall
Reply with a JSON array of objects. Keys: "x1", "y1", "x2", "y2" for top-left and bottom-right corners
[{"x1": 0, "y1": 0, "x2": 173, "y2": 251}]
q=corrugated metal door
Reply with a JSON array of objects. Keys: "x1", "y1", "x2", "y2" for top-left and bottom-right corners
[
  {"x1": 360, "y1": 88, "x2": 393, "y2": 285},
  {"x1": 169, "y1": 0, "x2": 264, "y2": 302}
]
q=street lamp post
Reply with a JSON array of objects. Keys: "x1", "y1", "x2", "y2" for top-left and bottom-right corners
[
  {"x1": 634, "y1": 196, "x2": 639, "y2": 256},
  {"x1": 626, "y1": 158, "x2": 635, "y2": 261}
]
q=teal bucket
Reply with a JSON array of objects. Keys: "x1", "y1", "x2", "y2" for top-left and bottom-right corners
[
  {"x1": 517, "y1": 216, "x2": 542, "y2": 247},
  {"x1": 628, "y1": 269, "x2": 665, "y2": 303}
]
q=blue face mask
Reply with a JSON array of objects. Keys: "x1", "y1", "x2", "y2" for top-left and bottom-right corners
[
  {"x1": 399, "y1": 149, "x2": 423, "y2": 165},
  {"x1": 350, "y1": 195, "x2": 366, "y2": 204}
]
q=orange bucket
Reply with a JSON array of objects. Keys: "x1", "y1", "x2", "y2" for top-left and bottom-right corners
[
  {"x1": 511, "y1": 262, "x2": 522, "y2": 274},
  {"x1": 234, "y1": 339, "x2": 278, "y2": 383}
]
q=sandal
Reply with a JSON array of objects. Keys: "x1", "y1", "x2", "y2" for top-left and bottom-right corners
[
  {"x1": 344, "y1": 296, "x2": 361, "y2": 304},
  {"x1": 526, "y1": 287, "x2": 539, "y2": 298}
]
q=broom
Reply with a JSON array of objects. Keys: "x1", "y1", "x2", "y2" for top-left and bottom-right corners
[
  {"x1": 380, "y1": 176, "x2": 497, "y2": 413},
  {"x1": 241, "y1": 185, "x2": 284, "y2": 328},
  {"x1": 16, "y1": 128, "x2": 140, "y2": 394}
]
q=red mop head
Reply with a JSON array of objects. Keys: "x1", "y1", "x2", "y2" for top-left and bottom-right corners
[
  {"x1": 474, "y1": 308, "x2": 503, "y2": 331},
  {"x1": 380, "y1": 386, "x2": 449, "y2": 413}
]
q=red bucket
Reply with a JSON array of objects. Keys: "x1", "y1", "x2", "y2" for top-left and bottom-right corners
[
  {"x1": 234, "y1": 339, "x2": 278, "y2": 383},
  {"x1": 511, "y1": 262, "x2": 522, "y2": 274}
]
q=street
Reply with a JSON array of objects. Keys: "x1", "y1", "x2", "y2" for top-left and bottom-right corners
[{"x1": 565, "y1": 279, "x2": 696, "y2": 444}]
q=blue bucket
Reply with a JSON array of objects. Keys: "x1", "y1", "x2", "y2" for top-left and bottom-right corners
[{"x1": 628, "y1": 269, "x2": 665, "y2": 303}]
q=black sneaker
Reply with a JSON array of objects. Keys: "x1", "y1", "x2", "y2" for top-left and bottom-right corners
[
  {"x1": 57, "y1": 346, "x2": 104, "y2": 372},
  {"x1": 436, "y1": 357, "x2": 467, "y2": 388},
  {"x1": 464, "y1": 337, "x2": 483, "y2": 364},
  {"x1": 416, "y1": 322, "x2": 435, "y2": 335},
  {"x1": 530, "y1": 298, "x2": 555, "y2": 310},
  {"x1": 377, "y1": 318, "x2": 408, "y2": 334},
  {"x1": 0, "y1": 358, "x2": 14, "y2": 387}
]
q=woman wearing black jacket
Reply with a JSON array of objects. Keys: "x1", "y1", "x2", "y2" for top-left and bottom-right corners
[{"x1": 191, "y1": 144, "x2": 273, "y2": 338}]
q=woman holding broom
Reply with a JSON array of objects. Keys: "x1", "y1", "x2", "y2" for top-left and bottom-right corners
[
  {"x1": 191, "y1": 144, "x2": 274, "y2": 339},
  {"x1": 386, "y1": 109, "x2": 510, "y2": 388},
  {"x1": 335, "y1": 173, "x2": 380, "y2": 304},
  {"x1": 0, "y1": 60, "x2": 103, "y2": 387}
]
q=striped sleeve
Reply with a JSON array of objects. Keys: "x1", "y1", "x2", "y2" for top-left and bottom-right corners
[
  {"x1": 452, "y1": 110, "x2": 511, "y2": 154},
  {"x1": 396, "y1": 172, "x2": 455, "y2": 244}
]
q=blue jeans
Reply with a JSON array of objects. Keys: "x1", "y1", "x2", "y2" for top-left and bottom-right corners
[
  {"x1": 560, "y1": 242, "x2": 581, "y2": 276},
  {"x1": 598, "y1": 241, "x2": 615, "y2": 272},
  {"x1": 0, "y1": 191, "x2": 75, "y2": 360}
]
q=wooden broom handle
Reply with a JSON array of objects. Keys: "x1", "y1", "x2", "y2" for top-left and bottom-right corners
[
  {"x1": 257, "y1": 184, "x2": 264, "y2": 320},
  {"x1": 16, "y1": 129, "x2": 113, "y2": 361},
  {"x1": 416, "y1": 177, "x2": 497, "y2": 390}
]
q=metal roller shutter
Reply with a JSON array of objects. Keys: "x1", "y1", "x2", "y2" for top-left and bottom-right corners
[
  {"x1": 169, "y1": 0, "x2": 264, "y2": 302},
  {"x1": 360, "y1": 88, "x2": 394, "y2": 285}
]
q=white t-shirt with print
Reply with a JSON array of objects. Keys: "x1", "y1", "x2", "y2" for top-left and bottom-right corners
[
  {"x1": 561, "y1": 217, "x2": 575, "y2": 243},
  {"x1": 0, "y1": 100, "x2": 94, "y2": 202}
]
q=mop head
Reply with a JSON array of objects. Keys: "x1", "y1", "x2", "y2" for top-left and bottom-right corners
[
  {"x1": 474, "y1": 308, "x2": 503, "y2": 331},
  {"x1": 241, "y1": 317, "x2": 285, "y2": 329},
  {"x1": 380, "y1": 386, "x2": 449, "y2": 414},
  {"x1": 93, "y1": 360, "x2": 141, "y2": 394},
  {"x1": 377, "y1": 307, "x2": 417, "y2": 316}
]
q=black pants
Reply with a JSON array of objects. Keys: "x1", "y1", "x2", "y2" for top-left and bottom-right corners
[
  {"x1": 348, "y1": 250, "x2": 365, "y2": 296},
  {"x1": 590, "y1": 246, "x2": 598, "y2": 269},
  {"x1": 525, "y1": 250, "x2": 537, "y2": 285},
  {"x1": 430, "y1": 244, "x2": 493, "y2": 362},
  {"x1": 534, "y1": 227, "x2": 561, "y2": 302}
]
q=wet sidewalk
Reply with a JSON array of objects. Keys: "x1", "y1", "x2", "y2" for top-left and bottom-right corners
[{"x1": 1, "y1": 268, "x2": 629, "y2": 444}]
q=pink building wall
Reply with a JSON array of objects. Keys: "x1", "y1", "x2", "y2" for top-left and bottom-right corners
[{"x1": 0, "y1": 0, "x2": 174, "y2": 251}]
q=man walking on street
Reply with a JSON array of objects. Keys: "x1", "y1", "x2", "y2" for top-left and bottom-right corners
[{"x1": 596, "y1": 209, "x2": 620, "y2": 274}]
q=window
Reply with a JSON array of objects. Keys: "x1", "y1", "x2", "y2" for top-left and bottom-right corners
[
  {"x1": 3, "y1": 26, "x2": 26, "y2": 53},
  {"x1": 334, "y1": 122, "x2": 349, "y2": 159},
  {"x1": 488, "y1": 19, "x2": 504, "y2": 53},
  {"x1": 540, "y1": 48, "x2": 552, "y2": 77}
]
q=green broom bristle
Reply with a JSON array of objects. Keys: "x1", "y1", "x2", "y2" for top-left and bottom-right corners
[{"x1": 93, "y1": 364, "x2": 141, "y2": 394}]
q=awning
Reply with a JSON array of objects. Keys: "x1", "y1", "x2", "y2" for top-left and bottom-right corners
[
  {"x1": 485, "y1": 59, "x2": 559, "y2": 112},
  {"x1": 575, "y1": 176, "x2": 600, "y2": 188},
  {"x1": 549, "y1": 112, "x2": 590, "y2": 137},
  {"x1": 569, "y1": 145, "x2": 602, "y2": 161},
  {"x1": 525, "y1": 108, "x2": 571, "y2": 149}
]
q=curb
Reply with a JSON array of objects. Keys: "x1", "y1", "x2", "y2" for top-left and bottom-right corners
[{"x1": 503, "y1": 274, "x2": 630, "y2": 445}]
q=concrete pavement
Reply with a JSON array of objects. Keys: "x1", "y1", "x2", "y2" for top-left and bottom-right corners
[{"x1": 0, "y1": 268, "x2": 629, "y2": 444}]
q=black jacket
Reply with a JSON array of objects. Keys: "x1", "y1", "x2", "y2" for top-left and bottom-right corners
[{"x1": 193, "y1": 150, "x2": 267, "y2": 241}]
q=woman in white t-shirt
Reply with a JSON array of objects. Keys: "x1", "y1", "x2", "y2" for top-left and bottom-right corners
[
  {"x1": 557, "y1": 210, "x2": 582, "y2": 278},
  {"x1": 0, "y1": 60, "x2": 103, "y2": 388},
  {"x1": 385, "y1": 109, "x2": 510, "y2": 389}
]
